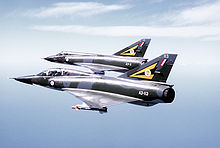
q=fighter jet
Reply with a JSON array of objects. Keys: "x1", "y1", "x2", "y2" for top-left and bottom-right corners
[
  {"x1": 44, "y1": 39, "x2": 151, "y2": 74},
  {"x1": 14, "y1": 53, "x2": 177, "y2": 113}
]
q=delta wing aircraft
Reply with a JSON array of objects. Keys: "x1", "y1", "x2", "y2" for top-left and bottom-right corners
[
  {"x1": 14, "y1": 54, "x2": 177, "y2": 113},
  {"x1": 44, "y1": 39, "x2": 150, "y2": 74}
]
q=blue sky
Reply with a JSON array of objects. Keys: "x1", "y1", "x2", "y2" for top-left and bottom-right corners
[{"x1": 0, "y1": 0, "x2": 220, "y2": 148}]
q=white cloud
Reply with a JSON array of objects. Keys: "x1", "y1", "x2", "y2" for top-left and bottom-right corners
[
  {"x1": 28, "y1": 1, "x2": 220, "y2": 41},
  {"x1": 26, "y1": 2, "x2": 131, "y2": 17},
  {"x1": 31, "y1": 25, "x2": 220, "y2": 40},
  {"x1": 172, "y1": 0, "x2": 220, "y2": 25}
]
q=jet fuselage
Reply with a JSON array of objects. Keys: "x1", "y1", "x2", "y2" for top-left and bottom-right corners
[
  {"x1": 15, "y1": 72, "x2": 175, "y2": 107},
  {"x1": 50, "y1": 76, "x2": 175, "y2": 104},
  {"x1": 45, "y1": 53, "x2": 145, "y2": 73}
]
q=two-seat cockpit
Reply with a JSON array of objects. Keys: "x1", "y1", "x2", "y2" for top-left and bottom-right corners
[{"x1": 37, "y1": 68, "x2": 91, "y2": 77}]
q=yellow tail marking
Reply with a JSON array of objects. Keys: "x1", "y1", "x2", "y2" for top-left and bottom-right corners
[
  {"x1": 130, "y1": 62, "x2": 158, "y2": 79},
  {"x1": 120, "y1": 45, "x2": 139, "y2": 56}
]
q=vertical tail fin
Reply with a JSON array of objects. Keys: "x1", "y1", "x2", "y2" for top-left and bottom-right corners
[
  {"x1": 113, "y1": 39, "x2": 151, "y2": 57},
  {"x1": 119, "y1": 54, "x2": 177, "y2": 82}
]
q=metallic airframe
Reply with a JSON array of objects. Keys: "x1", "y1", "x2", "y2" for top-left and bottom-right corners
[
  {"x1": 14, "y1": 54, "x2": 177, "y2": 113},
  {"x1": 44, "y1": 39, "x2": 151, "y2": 74}
]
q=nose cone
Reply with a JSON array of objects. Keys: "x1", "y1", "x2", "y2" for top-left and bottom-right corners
[
  {"x1": 44, "y1": 56, "x2": 55, "y2": 62},
  {"x1": 14, "y1": 77, "x2": 33, "y2": 85}
]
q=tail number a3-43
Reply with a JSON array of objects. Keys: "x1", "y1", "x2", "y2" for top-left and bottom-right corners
[{"x1": 138, "y1": 91, "x2": 149, "y2": 96}]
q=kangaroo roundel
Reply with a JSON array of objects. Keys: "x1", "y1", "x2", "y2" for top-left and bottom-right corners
[
  {"x1": 145, "y1": 69, "x2": 151, "y2": 77},
  {"x1": 50, "y1": 80, "x2": 55, "y2": 86},
  {"x1": 130, "y1": 49, "x2": 134, "y2": 54}
]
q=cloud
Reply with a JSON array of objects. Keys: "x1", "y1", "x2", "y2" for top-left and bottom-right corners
[
  {"x1": 28, "y1": 1, "x2": 220, "y2": 40},
  {"x1": 26, "y1": 2, "x2": 131, "y2": 17},
  {"x1": 172, "y1": 0, "x2": 220, "y2": 25},
  {"x1": 31, "y1": 25, "x2": 220, "y2": 40}
]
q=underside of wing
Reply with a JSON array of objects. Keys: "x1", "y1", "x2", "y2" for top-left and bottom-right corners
[
  {"x1": 129, "y1": 100, "x2": 160, "y2": 107},
  {"x1": 63, "y1": 88, "x2": 141, "y2": 109},
  {"x1": 75, "y1": 63, "x2": 128, "y2": 73}
]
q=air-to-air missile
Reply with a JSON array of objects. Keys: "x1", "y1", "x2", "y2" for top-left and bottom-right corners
[
  {"x1": 44, "y1": 39, "x2": 151, "y2": 74},
  {"x1": 14, "y1": 54, "x2": 177, "y2": 113}
]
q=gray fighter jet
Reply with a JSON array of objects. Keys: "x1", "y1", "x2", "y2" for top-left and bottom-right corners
[
  {"x1": 44, "y1": 39, "x2": 150, "y2": 74},
  {"x1": 14, "y1": 54, "x2": 177, "y2": 113}
]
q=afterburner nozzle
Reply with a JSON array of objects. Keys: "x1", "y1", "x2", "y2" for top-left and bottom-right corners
[{"x1": 163, "y1": 88, "x2": 175, "y2": 103}]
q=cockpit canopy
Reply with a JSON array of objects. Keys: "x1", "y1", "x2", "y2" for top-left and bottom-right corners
[
  {"x1": 56, "y1": 51, "x2": 75, "y2": 56},
  {"x1": 55, "y1": 51, "x2": 93, "y2": 57},
  {"x1": 37, "y1": 68, "x2": 91, "y2": 77}
]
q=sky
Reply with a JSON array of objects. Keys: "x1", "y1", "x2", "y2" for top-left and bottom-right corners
[{"x1": 0, "y1": 0, "x2": 220, "y2": 148}]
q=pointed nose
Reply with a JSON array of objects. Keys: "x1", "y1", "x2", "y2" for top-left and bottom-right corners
[
  {"x1": 14, "y1": 77, "x2": 33, "y2": 85},
  {"x1": 44, "y1": 56, "x2": 55, "y2": 62}
]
